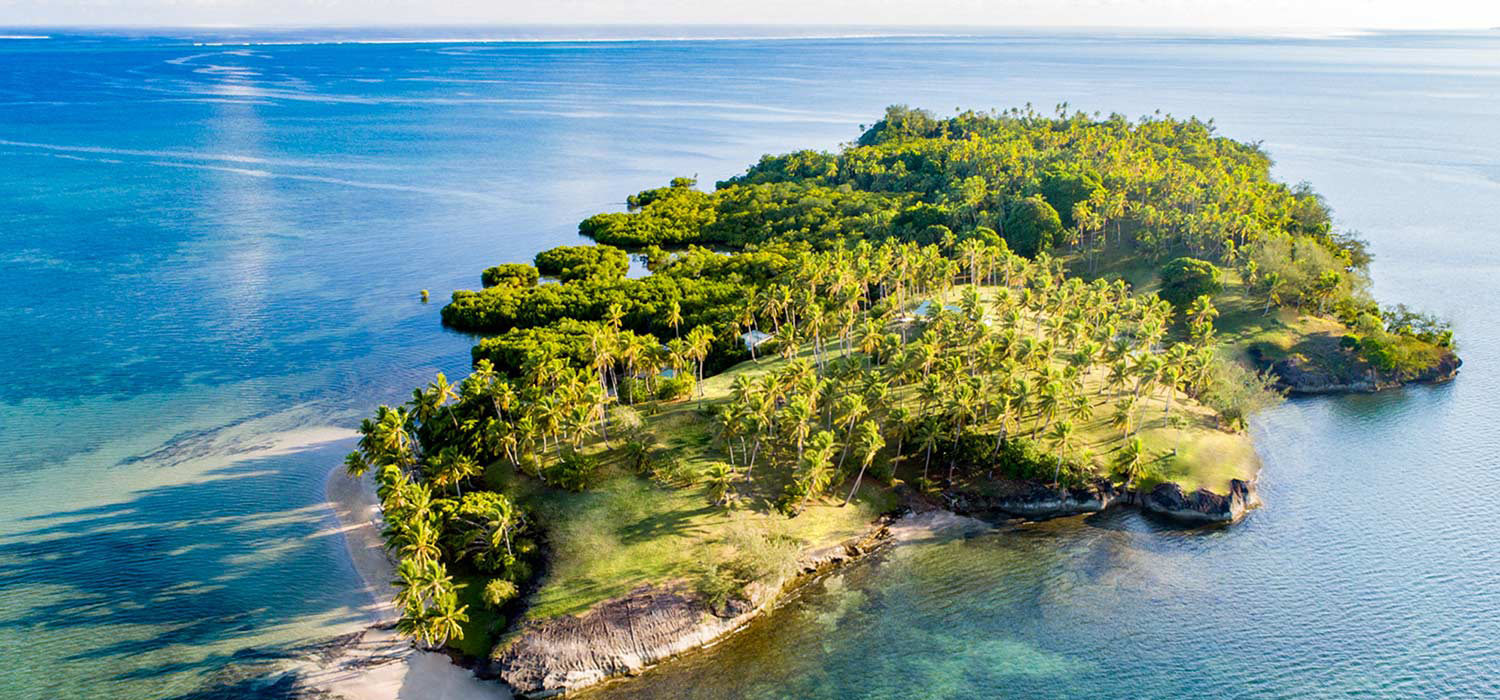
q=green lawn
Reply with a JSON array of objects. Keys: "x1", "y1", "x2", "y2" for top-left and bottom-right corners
[{"x1": 508, "y1": 344, "x2": 895, "y2": 624}]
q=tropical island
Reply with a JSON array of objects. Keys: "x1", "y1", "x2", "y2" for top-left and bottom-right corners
[{"x1": 338, "y1": 106, "x2": 1458, "y2": 697}]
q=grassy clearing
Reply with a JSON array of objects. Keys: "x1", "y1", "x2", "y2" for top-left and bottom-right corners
[
  {"x1": 521, "y1": 473, "x2": 889, "y2": 621},
  {"x1": 509, "y1": 345, "x2": 895, "y2": 623}
]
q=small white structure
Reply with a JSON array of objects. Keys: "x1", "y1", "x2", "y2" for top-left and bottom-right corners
[{"x1": 741, "y1": 330, "x2": 773, "y2": 352}]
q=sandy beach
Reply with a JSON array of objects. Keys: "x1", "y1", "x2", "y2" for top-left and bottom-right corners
[{"x1": 293, "y1": 464, "x2": 510, "y2": 700}]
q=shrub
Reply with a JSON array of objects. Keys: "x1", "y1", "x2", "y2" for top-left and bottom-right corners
[
  {"x1": 481, "y1": 263, "x2": 539, "y2": 289},
  {"x1": 645, "y1": 449, "x2": 697, "y2": 487},
  {"x1": 549, "y1": 449, "x2": 600, "y2": 491},
  {"x1": 1001, "y1": 195, "x2": 1062, "y2": 257},
  {"x1": 656, "y1": 375, "x2": 695, "y2": 401},
  {"x1": 482, "y1": 579, "x2": 519, "y2": 610},
  {"x1": 694, "y1": 524, "x2": 801, "y2": 609},
  {"x1": 1159, "y1": 257, "x2": 1224, "y2": 308},
  {"x1": 1200, "y1": 356, "x2": 1283, "y2": 430},
  {"x1": 616, "y1": 376, "x2": 654, "y2": 404}
]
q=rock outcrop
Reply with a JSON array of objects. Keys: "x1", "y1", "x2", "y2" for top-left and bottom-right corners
[
  {"x1": 1139, "y1": 479, "x2": 1258, "y2": 523},
  {"x1": 943, "y1": 477, "x2": 1259, "y2": 525},
  {"x1": 494, "y1": 523, "x2": 890, "y2": 698},
  {"x1": 1257, "y1": 346, "x2": 1461, "y2": 395},
  {"x1": 941, "y1": 478, "x2": 1128, "y2": 519}
]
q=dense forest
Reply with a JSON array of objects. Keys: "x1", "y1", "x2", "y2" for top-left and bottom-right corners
[{"x1": 347, "y1": 106, "x2": 1455, "y2": 652}]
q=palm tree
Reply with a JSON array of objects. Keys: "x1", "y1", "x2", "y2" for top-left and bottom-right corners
[
  {"x1": 1034, "y1": 380, "x2": 1063, "y2": 438},
  {"x1": 916, "y1": 417, "x2": 942, "y2": 482},
  {"x1": 429, "y1": 447, "x2": 480, "y2": 496},
  {"x1": 704, "y1": 461, "x2": 737, "y2": 506},
  {"x1": 784, "y1": 395, "x2": 814, "y2": 461},
  {"x1": 796, "y1": 430, "x2": 838, "y2": 512},
  {"x1": 1111, "y1": 395, "x2": 1137, "y2": 439},
  {"x1": 857, "y1": 317, "x2": 883, "y2": 365},
  {"x1": 425, "y1": 590, "x2": 469, "y2": 648},
  {"x1": 344, "y1": 450, "x2": 371, "y2": 477},
  {"x1": 834, "y1": 394, "x2": 868, "y2": 468},
  {"x1": 1114, "y1": 436, "x2": 1146, "y2": 489},
  {"x1": 666, "y1": 299, "x2": 683, "y2": 339},
  {"x1": 398, "y1": 518, "x2": 443, "y2": 564},
  {"x1": 686, "y1": 325, "x2": 714, "y2": 398},
  {"x1": 1045, "y1": 419, "x2": 1075, "y2": 489},
  {"x1": 373, "y1": 406, "x2": 416, "y2": 469},
  {"x1": 463, "y1": 359, "x2": 498, "y2": 403},
  {"x1": 429, "y1": 373, "x2": 460, "y2": 429},
  {"x1": 393, "y1": 558, "x2": 427, "y2": 611},
  {"x1": 842, "y1": 420, "x2": 885, "y2": 506}
]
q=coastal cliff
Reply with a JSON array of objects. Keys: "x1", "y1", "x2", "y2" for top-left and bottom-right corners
[{"x1": 493, "y1": 521, "x2": 893, "y2": 698}]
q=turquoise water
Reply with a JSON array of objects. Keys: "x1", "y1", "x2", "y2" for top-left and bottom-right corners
[{"x1": 0, "y1": 28, "x2": 1496, "y2": 699}]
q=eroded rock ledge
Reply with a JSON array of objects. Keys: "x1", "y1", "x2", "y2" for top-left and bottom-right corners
[
  {"x1": 942, "y1": 477, "x2": 1260, "y2": 525},
  {"x1": 1257, "y1": 346, "x2": 1461, "y2": 395},
  {"x1": 494, "y1": 522, "x2": 891, "y2": 698}
]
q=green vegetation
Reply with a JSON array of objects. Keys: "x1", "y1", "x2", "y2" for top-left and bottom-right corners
[
  {"x1": 533, "y1": 244, "x2": 628, "y2": 282},
  {"x1": 347, "y1": 105, "x2": 1455, "y2": 658},
  {"x1": 481, "y1": 263, "x2": 539, "y2": 289},
  {"x1": 1158, "y1": 257, "x2": 1224, "y2": 308}
]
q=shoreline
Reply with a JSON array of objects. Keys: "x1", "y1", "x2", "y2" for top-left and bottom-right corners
[
  {"x1": 280, "y1": 466, "x2": 509, "y2": 700},
  {"x1": 495, "y1": 507, "x2": 988, "y2": 698},
  {"x1": 304, "y1": 425, "x2": 1269, "y2": 699}
]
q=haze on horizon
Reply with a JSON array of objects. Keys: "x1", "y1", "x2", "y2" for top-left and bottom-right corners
[{"x1": 3, "y1": 0, "x2": 1496, "y2": 31}]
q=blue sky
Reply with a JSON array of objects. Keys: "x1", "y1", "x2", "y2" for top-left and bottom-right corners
[{"x1": 3, "y1": 0, "x2": 1496, "y2": 30}]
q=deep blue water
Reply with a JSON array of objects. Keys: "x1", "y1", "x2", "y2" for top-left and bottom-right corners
[{"x1": 0, "y1": 27, "x2": 1497, "y2": 699}]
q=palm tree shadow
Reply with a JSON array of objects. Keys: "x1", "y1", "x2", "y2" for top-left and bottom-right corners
[{"x1": 0, "y1": 440, "x2": 377, "y2": 689}]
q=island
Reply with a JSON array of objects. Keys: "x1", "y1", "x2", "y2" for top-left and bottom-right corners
[{"x1": 337, "y1": 106, "x2": 1459, "y2": 697}]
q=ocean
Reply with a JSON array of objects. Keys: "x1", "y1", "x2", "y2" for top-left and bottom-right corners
[{"x1": 0, "y1": 27, "x2": 1496, "y2": 699}]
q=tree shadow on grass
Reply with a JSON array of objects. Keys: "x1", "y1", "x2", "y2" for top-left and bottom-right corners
[
  {"x1": 0, "y1": 439, "x2": 379, "y2": 693},
  {"x1": 615, "y1": 502, "x2": 720, "y2": 545}
]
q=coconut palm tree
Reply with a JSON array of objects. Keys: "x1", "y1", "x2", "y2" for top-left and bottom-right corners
[
  {"x1": 425, "y1": 590, "x2": 469, "y2": 648},
  {"x1": 666, "y1": 299, "x2": 683, "y2": 339},
  {"x1": 1114, "y1": 436, "x2": 1146, "y2": 489},
  {"x1": 833, "y1": 394, "x2": 868, "y2": 468},
  {"x1": 1111, "y1": 395, "x2": 1137, "y2": 439},
  {"x1": 704, "y1": 461, "x2": 737, "y2": 506},
  {"x1": 796, "y1": 430, "x2": 839, "y2": 512},
  {"x1": 915, "y1": 417, "x2": 943, "y2": 482},
  {"x1": 398, "y1": 518, "x2": 443, "y2": 564},
  {"x1": 686, "y1": 325, "x2": 714, "y2": 398},
  {"x1": 1046, "y1": 420, "x2": 1076, "y2": 490},
  {"x1": 428, "y1": 373, "x2": 460, "y2": 429},
  {"x1": 842, "y1": 420, "x2": 885, "y2": 506},
  {"x1": 784, "y1": 395, "x2": 814, "y2": 461},
  {"x1": 393, "y1": 558, "x2": 427, "y2": 611},
  {"x1": 429, "y1": 447, "x2": 480, "y2": 497}
]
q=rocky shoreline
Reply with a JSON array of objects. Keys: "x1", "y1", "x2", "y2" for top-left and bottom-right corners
[
  {"x1": 483, "y1": 351, "x2": 1453, "y2": 697},
  {"x1": 940, "y1": 476, "x2": 1260, "y2": 525},
  {"x1": 1257, "y1": 346, "x2": 1461, "y2": 396},
  {"x1": 492, "y1": 517, "x2": 898, "y2": 698},
  {"x1": 490, "y1": 474, "x2": 1260, "y2": 697}
]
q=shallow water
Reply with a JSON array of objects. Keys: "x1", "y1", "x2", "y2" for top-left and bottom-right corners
[{"x1": 0, "y1": 28, "x2": 1496, "y2": 699}]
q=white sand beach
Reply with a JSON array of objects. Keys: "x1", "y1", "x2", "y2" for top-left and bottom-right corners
[{"x1": 296, "y1": 465, "x2": 510, "y2": 700}]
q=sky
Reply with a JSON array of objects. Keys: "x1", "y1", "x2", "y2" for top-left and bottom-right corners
[{"x1": 1, "y1": 0, "x2": 1496, "y2": 30}]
